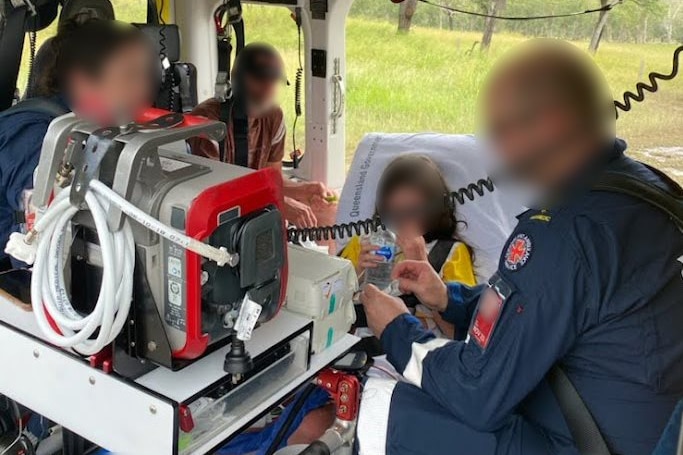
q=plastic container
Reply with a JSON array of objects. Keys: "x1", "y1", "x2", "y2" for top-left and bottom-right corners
[{"x1": 363, "y1": 228, "x2": 397, "y2": 291}]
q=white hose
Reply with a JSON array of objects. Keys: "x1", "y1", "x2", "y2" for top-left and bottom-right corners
[{"x1": 30, "y1": 179, "x2": 238, "y2": 355}]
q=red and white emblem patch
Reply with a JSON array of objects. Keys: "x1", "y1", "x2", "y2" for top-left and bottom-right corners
[{"x1": 504, "y1": 233, "x2": 532, "y2": 271}]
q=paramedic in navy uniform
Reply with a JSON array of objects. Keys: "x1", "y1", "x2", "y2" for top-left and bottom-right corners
[{"x1": 358, "y1": 39, "x2": 683, "y2": 455}]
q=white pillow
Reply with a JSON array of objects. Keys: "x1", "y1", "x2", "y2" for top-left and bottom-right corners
[{"x1": 337, "y1": 133, "x2": 522, "y2": 282}]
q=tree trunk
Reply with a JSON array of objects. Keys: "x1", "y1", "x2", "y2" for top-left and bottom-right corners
[
  {"x1": 398, "y1": 0, "x2": 419, "y2": 34},
  {"x1": 448, "y1": 12, "x2": 455, "y2": 31},
  {"x1": 588, "y1": 0, "x2": 611, "y2": 54},
  {"x1": 480, "y1": 0, "x2": 506, "y2": 52}
]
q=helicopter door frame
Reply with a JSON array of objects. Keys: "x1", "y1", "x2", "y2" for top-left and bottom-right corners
[{"x1": 172, "y1": 0, "x2": 352, "y2": 189}]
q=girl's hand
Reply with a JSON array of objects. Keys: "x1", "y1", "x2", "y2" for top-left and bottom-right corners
[
  {"x1": 357, "y1": 240, "x2": 381, "y2": 274},
  {"x1": 396, "y1": 234, "x2": 427, "y2": 261}
]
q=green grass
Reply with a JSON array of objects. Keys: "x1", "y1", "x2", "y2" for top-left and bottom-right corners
[
  {"x1": 17, "y1": 3, "x2": 683, "y2": 176},
  {"x1": 242, "y1": 5, "x2": 683, "y2": 176}
]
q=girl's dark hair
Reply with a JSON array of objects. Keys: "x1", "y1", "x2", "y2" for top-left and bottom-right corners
[
  {"x1": 375, "y1": 154, "x2": 466, "y2": 243},
  {"x1": 35, "y1": 18, "x2": 147, "y2": 97}
]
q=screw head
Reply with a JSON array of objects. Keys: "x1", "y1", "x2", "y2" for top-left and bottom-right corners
[
  {"x1": 89, "y1": 377, "x2": 96, "y2": 385},
  {"x1": 147, "y1": 341, "x2": 157, "y2": 352},
  {"x1": 149, "y1": 405, "x2": 157, "y2": 415},
  {"x1": 32, "y1": 349, "x2": 39, "y2": 358}
]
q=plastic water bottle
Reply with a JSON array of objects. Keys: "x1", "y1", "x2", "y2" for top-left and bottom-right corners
[{"x1": 364, "y1": 228, "x2": 397, "y2": 291}]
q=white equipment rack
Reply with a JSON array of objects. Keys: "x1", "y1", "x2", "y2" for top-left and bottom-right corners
[{"x1": 0, "y1": 293, "x2": 358, "y2": 455}]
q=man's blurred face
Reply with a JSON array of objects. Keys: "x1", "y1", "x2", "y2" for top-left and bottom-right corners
[
  {"x1": 485, "y1": 78, "x2": 576, "y2": 185},
  {"x1": 244, "y1": 74, "x2": 279, "y2": 117},
  {"x1": 71, "y1": 42, "x2": 153, "y2": 125},
  {"x1": 480, "y1": 40, "x2": 615, "y2": 195}
]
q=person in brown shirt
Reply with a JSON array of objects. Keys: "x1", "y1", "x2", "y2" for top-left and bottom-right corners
[{"x1": 188, "y1": 43, "x2": 333, "y2": 228}]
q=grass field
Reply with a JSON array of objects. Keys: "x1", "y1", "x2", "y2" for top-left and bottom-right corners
[
  {"x1": 242, "y1": 5, "x2": 683, "y2": 177},
  {"x1": 17, "y1": 3, "x2": 683, "y2": 176}
]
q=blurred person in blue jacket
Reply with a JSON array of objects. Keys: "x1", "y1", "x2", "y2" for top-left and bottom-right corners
[
  {"x1": 358, "y1": 39, "x2": 683, "y2": 455},
  {"x1": 0, "y1": 18, "x2": 153, "y2": 270}
]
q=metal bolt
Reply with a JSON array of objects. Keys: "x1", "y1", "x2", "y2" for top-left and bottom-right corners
[
  {"x1": 149, "y1": 405, "x2": 157, "y2": 415},
  {"x1": 147, "y1": 341, "x2": 157, "y2": 352},
  {"x1": 200, "y1": 271, "x2": 209, "y2": 286},
  {"x1": 32, "y1": 349, "x2": 39, "y2": 358},
  {"x1": 89, "y1": 377, "x2": 96, "y2": 385},
  {"x1": 130, "y1": 342, "x2": 136, "y2": 348}
]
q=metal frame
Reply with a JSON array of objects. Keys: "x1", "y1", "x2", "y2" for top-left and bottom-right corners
[
  {"x1": 173, "y1": 0, "x2": 353, "y2": 189},
  {"x1": 0, "y1": 299, "x2": 359, "y2": 454}
]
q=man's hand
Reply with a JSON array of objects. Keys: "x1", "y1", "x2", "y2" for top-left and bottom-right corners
[
  {"x1": 360, "y1": 284, "x2": 409, "y2": 338},
  {"x1": 284, "y1": 196, "x2": 317, "y2": 228},
  {"x1": 396, "y1": 234, "x2": 427, "y2": 261},
  {"x1": 392, "y1": 260, "x2": 448, "y2": 312},
  {"x1": 286, "y1": 181, "x2": 337, "y2": 204}
]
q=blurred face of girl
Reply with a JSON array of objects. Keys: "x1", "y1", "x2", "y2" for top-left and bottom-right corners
[
  {"x1": 382, "y1": 186, "x2": 431, "y2": 236},
  {"x1": 70, "y1": 42, "x2": 153, "y2": 125}
]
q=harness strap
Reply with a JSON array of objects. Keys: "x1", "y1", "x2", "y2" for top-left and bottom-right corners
[
  {"x1": 593, "y1": 165, "x2": 683, "y2": 229},
  {"x1": 214, "y1": 1, "x2": 248, "y2": 166},
  {"x1": 427, "y1": 239, "x2": 456, "y2": 274},
  {"x1": 547, "y1": 366, "x2": 611, "y2": 455},
  {"x1": 548, "y1": 160, "x2": 683, "y2": 455}
]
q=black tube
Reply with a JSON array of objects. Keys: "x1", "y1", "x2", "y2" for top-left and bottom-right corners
[{"x1": 264, "y1": 383, "x2": 319, "y2": 455}]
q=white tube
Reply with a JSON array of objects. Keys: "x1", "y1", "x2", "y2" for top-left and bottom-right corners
[{"x1": 30, "y1": 179, "x2": 235, "y2": 354}]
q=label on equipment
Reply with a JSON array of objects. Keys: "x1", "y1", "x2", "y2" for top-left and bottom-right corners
[
  {"x1": 234, "y1": 295, "x2": 262, "y2": 341},
  {"x1": 164, "y1": 240, "x2": 187, "y2": 331},
  {"x1": 159, "y1": 156, "x2": 192, "y2": 173}
]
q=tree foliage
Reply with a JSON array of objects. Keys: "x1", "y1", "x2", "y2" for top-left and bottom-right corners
[{"x1": 351, "y1": 0, "x2": 683, "y2": 44}]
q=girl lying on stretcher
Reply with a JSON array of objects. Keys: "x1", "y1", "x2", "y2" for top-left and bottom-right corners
[{"x1": 340, "y1": 154, "x2": 476, "y2": 339}]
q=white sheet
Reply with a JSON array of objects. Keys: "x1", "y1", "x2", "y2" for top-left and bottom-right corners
[{"x1": 337, "y1": 133, "x2": 522, "y2": 281}]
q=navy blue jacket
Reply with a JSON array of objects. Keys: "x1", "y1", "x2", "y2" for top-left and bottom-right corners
[
  {"x1": 380, "y1": 140, "x2": 683, "y2": 455},
  {"x1": 0, "y1": 97, "x2": 68, "y2": 264}
]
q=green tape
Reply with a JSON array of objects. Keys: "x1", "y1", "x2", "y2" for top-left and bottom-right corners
[
  {"x1": 328, "y1": 293, "x2": 336, "y2": 315},
  {"x1": 326, "y1": 327, "x2": 334, "y2": 347}
]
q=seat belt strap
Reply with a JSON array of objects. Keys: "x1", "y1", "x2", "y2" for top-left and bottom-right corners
[
  {"x1": 0, "y1": 6, "x2": 28, "y2": 110},
  {"x1": 427, "y1": 239, "x2": 456, "y2": 274},
  {"x1": 593, "y1": 166, "x2": 683, "y2": 230},
  {"x1": 218, "y1": 98, "x2": 233, "y2": 163},
  {"x1": 547, "y1": 366, "x2": 611, "y2": 455},
  {"x1": 232, "y1": 96, "x2": 249, "y2": 167}
]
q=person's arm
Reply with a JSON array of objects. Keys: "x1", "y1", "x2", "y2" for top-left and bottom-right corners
[
  {"x1": 186, "y1": 99, "x2": 223, "y2": 161},
  {"x1": 366, "y1": 226, "x2": 594, "y2": 432},
  {"x1": 439, "y1": 282, "x2": 485, "y2": 339}
]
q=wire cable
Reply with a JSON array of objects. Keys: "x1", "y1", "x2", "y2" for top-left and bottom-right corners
[
  {"x1": 614, "y1": 44, "x2": 683, "y2": 118},
  {"x1": 283, "y1": 9, "x2": 304, "y2": 169},
  {"x1": 287, "y1": 177, "x2": 495, "y2": 242},
  {"x1": 23, "y1": 179, "x2": 238, "y2": 355},
  {"x1": 416, "y1": 0, "x2": 623, "y2": 21}
]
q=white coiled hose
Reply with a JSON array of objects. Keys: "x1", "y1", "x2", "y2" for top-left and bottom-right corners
[{"x1": 30, "y1": 179, "x2": 238, "y2": 355}]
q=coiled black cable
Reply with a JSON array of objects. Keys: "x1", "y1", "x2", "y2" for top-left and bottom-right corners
[
  {"x1": 450, "y1": 176, "x2": 495, "y2": 205},
  {"x1": 287, "y1": 177, "x2": 495, "y2": 243},
  {"x1": 284, "y1": 8, "x2": 304, "y2": 169},
  {"x1": 288, "y1": 216, "x2": 384, "y2": 243},
  {"x1": 26, "y1": 30, "x2": 37, "y2": 97},
  {"x1": 614, "y1": 44, "x2": 683, "y2": 118}
]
